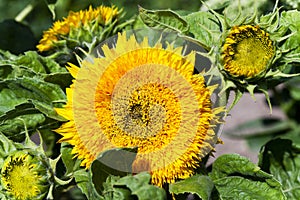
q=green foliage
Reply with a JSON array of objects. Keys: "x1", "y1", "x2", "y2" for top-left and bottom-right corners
[
  {"x1": 0, "y1": 50, "x2": 66, "y2": 142},
  {"x1": 259, "y1": 138, "x2": 300, "y2": 199},
  {"x1": 91, "y1": 147, "x2": 138, "y2": 193},
  {"x1": 139, "y1": 7, "x2": 189, "y2": 34},
  {"x1": 102, "y1": 173, "x2": 166, "y2": 200},
  {"x1": 0, "y1": 0, "x2": 300, "y2": 199},
  {"x1": 169, "y1": 175, "x2": 214, "y2": 200},
  {"x1": 210, "y1": 154, "x2": 286, "y2": 200}
]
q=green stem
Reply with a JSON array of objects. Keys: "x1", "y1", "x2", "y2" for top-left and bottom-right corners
[{"x1": 15, "y1": 3, "x2": 34, "y2": 22}]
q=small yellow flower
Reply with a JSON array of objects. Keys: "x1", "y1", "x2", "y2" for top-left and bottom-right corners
[
  {"x1": 221, "y1": 25, "x2": 275, "y2": 79},
  {"x1": 55, "y1": 31, "x2": 224, "y2": 186},
  {"x1": 1, "y1": 151, "x2": 51, "y2": 200},
  {"x1": 37, "y1": 5, "x2": 120, "y2": 52}
]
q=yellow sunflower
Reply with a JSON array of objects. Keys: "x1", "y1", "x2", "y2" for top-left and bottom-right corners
[
  {"x1": 55, "y1": 31, "x2": 223, "y2": 186},
  {"x1": 1, "y1": 151, "x2": 51, "y2": 200},
  {"x1": 221, "y1": 25, "x2": 275, "y2": 79},
  {"x1": 37, "y1": 5, "x2": 120, "y2": 52}
]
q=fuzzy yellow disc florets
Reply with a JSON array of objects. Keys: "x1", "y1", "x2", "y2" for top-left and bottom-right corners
[
  {"x1": 1, "y1": 151, "x2": 50, "y2": 200},
  {"x1": 221, "y1": 25, "x2": 275, "y2": 79}
]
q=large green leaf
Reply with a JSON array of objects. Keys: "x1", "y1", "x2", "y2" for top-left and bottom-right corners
[
  {"x1": 139, "y1": 6, "x2": 189, "y2": 33},
  {"x1": 210, "y1": 154, "x2": 286, "y2": 200},
  {"x1": 73, "y1": 169, "x2": 103, "y2": 200},
  {"x1": 60, "y1": 142, "x2": 81, "y2": 176},
  {"x1": 0, "y1": 77, "x2": 65, "y2": 141},
  {"x1": 182, "y1": 11, "x2": 221, "y2": 50},
  {"x1": 0, "y1": 103, "x2": 46, "y2": 141},
  {"x1": 0, "y1": 77, "x2": 65, "y2": 115},
  {"x1": 0, "y1": 51, "x2": 66, "y2": 80},
  {"x1": 169, "y1": 174, "x2": 214, "y2": 200},
  {"x1": 0, "y1": 132, "x2": 17, "y2": 166},
  {"x1": 280, "y1": 10, "x2": 300, "y2": 63},
  {"x1": 259, "y1": 138, "x2": 300, "y2": 199}
]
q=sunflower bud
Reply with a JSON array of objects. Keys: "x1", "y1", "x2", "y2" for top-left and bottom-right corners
[
  {"x1": 1, "y1": 150, "x2": 52, "y2": 200},
  {"x1": 36, "y1": 5, "x2": 129, "y2": 65},
  {"x1": 221, "y1": 25, "x2": 275, "y2": 80}
]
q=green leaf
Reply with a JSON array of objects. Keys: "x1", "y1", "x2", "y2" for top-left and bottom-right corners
[
  {"x1": 0, "y1": 77, "x2": 65, "y2": 107},
  {"x1": 259, "y1": 138, "x2": 300, "y2": 199},
  {"x1": 44, "y1": 0, "x2": 58, "y2": 19},
  {"x1": 31, "y1": 100, "x2": 65, "y2": 121},
  {"x1": 103, "y1": 176, "x2": 132, "y2": 200},
  {"x1": 73, "y1": 169, "x2": 104, "y2": 200},
  {"x1": 0, "y1": 132, "x2": 17, "y2": 166},
  {"x1": 210, "y1": 154, "x2": 286, "y2": 200},
  {"x1": 213, "y1": 176, "x2": 285, "y2": 200},
  {"x1": 169, "y1": 174, "x2": 214, "y2": 200},
  {"x1": 114, "y1": 172, "x2": 166, "y2": 200},
  {"x1": 60, "y1": 142, "x2": 81, "y2": 176},
  {"x1": 182, "y1": 11, "x2": 221, "y2": 50},
  {"x1": 0, "y1": 103, "x2": 46, "y2": 142},
  {"x1": 139, "y1": 6, "x2": 189, "y2": 33},
  {"x1": 15, "y1": 51, "x2": 66, "y2": 73},
  {"x1": 280, "y1": 10, "x2": 300, "y2": 61},
  {"x1": 0, "y1": 51, "x2": 66, "y2": 80},
  {"x1": 91, "y1": 147, "x2": 138, "y2": 193},
  {"x1": 44, "y1": 72, "x2": 73, "y2": 90},
  {"x1": 0, "y1": 87, "x2": 28, "y2": 115},
  {"x1": 103, "y1": 173, "x2": 166, "y2": 200}
]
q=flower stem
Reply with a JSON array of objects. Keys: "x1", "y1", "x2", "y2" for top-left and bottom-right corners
[{"x1": 15, "y1": 4, "x2": 34, "y2": 22}]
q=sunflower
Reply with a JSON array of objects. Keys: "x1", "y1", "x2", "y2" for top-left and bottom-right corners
[
  {"x1": 221, "y1": 25, "x2": 275, "y2": 79},
  {"x1": 36, "y1": 5, "x2": 126, "y2": 61},
  {"x1": 209, "y1": 4, "x2": 299, "y2": 111},
  {"x1": 55, "y1": 31, "x2": 224, "y2": 186},
  {"x1": 1, "y1": 150, "x2": 51, "y2": 200}
]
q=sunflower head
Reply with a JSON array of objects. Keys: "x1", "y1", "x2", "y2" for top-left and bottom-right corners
[
  {"x1": 1, "y1": 150, "x2": 52, "y2": 200},
  {"x1": 36, "y1": 5, "x2": 129, "y2": 65},
  {"x1": 221, "y1": 25, "x2": 275, "y2": 80},
  {"x1": 55, "y1": 30, "x2": 224, "y2": 186},
  {"x1": 210, "y1": 3, "x2": 296, "y2": 111}
]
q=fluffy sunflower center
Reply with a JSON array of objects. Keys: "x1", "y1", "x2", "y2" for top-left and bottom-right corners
[
  {"x1": 1, "y1": 154, "x2": 43, "y2": 200},
  {"x1": 221, "y1": 25, "x2": 274, "y2": 78},
  {"x1": 111, "y1": 83, "x2": 180, "y2": 142}
]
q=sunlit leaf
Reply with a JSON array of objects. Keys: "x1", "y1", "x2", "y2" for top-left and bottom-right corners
[
  {"x1": 169, "y1": 174, "x2": 214, "y2": 200},
  {"x1": 139, "y1": 6, "x2": 189, "y2": 33},
  {"x1": 210, "y1": 154, "x2": 286, "y2": 200}
]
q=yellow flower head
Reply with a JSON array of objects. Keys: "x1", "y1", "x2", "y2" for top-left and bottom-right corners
[
  {"x1": 1, "y1": 151, "x2": 51, "y2": 200},
  {"x1": 37, "y1": 5, "x2": 120, "y2": 52},
  {"x1": 221, "y1": 25, "x2": 275, "y2": 79},
  {"x1": 55, "y1": 31, "x2": 223, "y2": 186}
]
